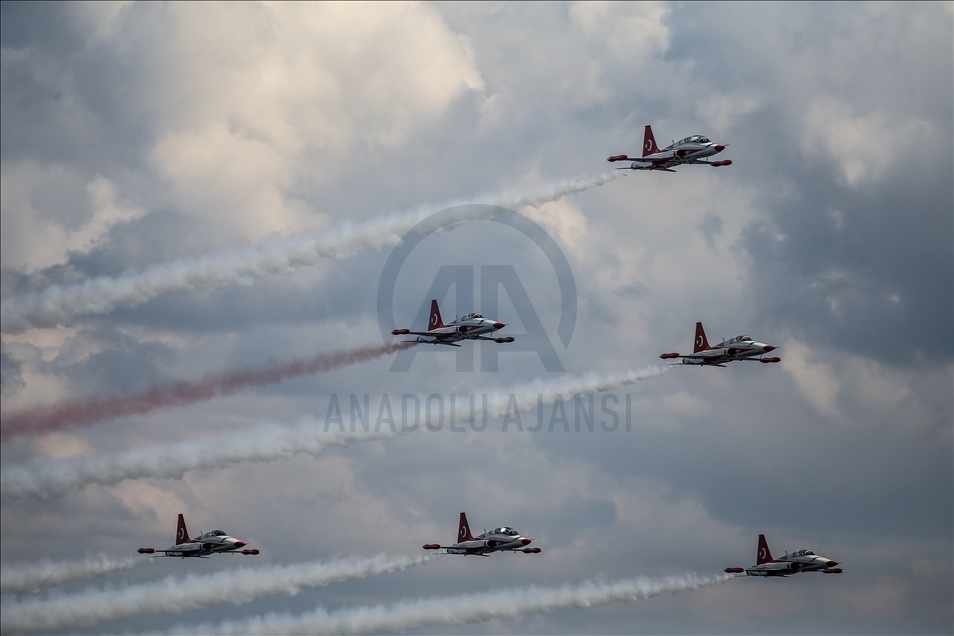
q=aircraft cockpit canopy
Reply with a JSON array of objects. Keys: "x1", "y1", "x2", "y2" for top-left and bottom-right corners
[
  {"x1": 492, "y1": 527, "x2": 520, "y2": 536},
  {"x1": 732, "y1": 336, "x2": 753, "y2": 342},
  {"x1": 792, "y1": 549, "x2": 815, "y2": 556},
  {"x1": 681, "y1": 135, "x2": 711, "y2": 144},
  {"x1": 208, "y1": 530, "x2": 227, "y2": 537}
]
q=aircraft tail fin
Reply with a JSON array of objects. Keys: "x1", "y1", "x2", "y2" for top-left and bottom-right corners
[
  {"x1": 643, "y1": 125, "x2": 662, "y2": 157},
  {"x1": 458, "y1": 512, "x2": 475, "y2": 542},
  {"x1": 693, "y1": 322, "x2": 712, "y2": 353},
  {"x1": 175, "y1": 513, "x2": 192, "y2": 545},
  {"x1": 756, "y1": 534, "x2": 775, "y2": 565},
  {"x1": 428, "y1": 299, "x2": 445, "y2": 331}
]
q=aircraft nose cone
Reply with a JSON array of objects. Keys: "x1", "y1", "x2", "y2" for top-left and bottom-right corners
[
  {"x1": 493, "y1": 322, "x2": 505, "y2": 330},
  {"x1": 826, "y1": 560, "x2": 838, "y2": 567},
  {"x1": 763, "y1": 345, "x2": 776, "y2": 352},
  {"x1": 714, "y1": 144, "x2": 726, "y2": 152},
  {"x1": 234, "y1": 541, "x2": 246, "y2": 548},
  {"x1": 521, "y1": 538, "x2": 532, "y2": 545}
]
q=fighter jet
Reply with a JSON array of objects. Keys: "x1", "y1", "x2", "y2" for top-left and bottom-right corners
[
  {"x1": 607, "y1": 125, "x2": 732, "y2": 172},
  {"x1": 725, "y1": 534, "x2": 843, "y2": 576},
  {"x1": 660, "y1": 322, "x2": 780, "y2": 367},
  {"x1": 391, "y1": 299, "x2": 514, "y2": 347},
  {"x1": 138, "y1": 513, "x2": 259, "y2": 558},
  {"x1": 423, "y1": 512, "x2": 541, "y2": 556}
]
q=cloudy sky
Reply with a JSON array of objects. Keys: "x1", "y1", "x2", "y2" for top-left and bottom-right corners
[{"x1": 1, "y1": 2, "x2": 951, "y2": 634}]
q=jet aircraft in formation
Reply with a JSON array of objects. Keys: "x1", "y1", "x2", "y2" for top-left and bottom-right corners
[
  {"x1": 129, "y1": 127, "x2": 838, "y2": 600},
  {"x1": 138, "y1": 514, "x2": 259, "y2": 558},
  {"x1": 660, "y1": 322, "x2": 780, "y2": 367},
  {"x1": 608, "y1": 125, "x2": 733, "y2": 172},
  {"x1": 423, "y1": 512, "x2": 541, "y2": 556},
  {"x1": 725, "y1": 534, "x2": 843, "y2": 576},
  {"x1": 392, "y1": 299, "x2": 514, "y2": 347}
]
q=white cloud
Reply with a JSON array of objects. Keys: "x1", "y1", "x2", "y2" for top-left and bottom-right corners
[
  {"x1": 801, "y1": 101, "x2": 934, "y2": 186},
  {"x1": 139, "y1": 2, "x2": 487, "y2": 241},
  {"x1": 0, "y1": 166, "x2": 142, "y2": 270},
  {"x1": 780, "y1": 340, "x2": 843, "y2": 420}
]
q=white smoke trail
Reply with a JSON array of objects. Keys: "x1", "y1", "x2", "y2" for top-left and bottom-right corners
[
  {"x1": 0, "y1": 553, "x2": 437, "y2": 633},
  {"x1": 1, "y1": 420, "x2": 395, "y2": 502},
  {"x1": 1, "y1": 172, "x2": 627, "y2": 333},
  {"x1": 0, "y1": 555, "x2": 145, "y2": 594},
  {"x1": 1, "y1": 366, "x2": 666, "y2": 502},
  {"x1": 165, "y1": 573, "x2": 732, "y2": 635},
  {"x1": 461, "y1": 365, "x2": 669, "y2": 422}
]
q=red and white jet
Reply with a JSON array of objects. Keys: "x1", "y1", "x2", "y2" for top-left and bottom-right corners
[
  {"x1": 423, "y1": 512, "x2": 541, "y2": 556},
  {"x1": 607, "y1": 125, "x2": 732, "y2": 172},
  {"x1": 660, "y1": 322, "x2": 780, "y2": 367},
  {"x1": 725, "y1": 534, "x2": 843, "y2": 576},
  {"x1": 391, "y1": 299, "x2": 514, "y2": 347},
  {"x1": 138, "y1": 513, "x2": 259, "y2": 558}
]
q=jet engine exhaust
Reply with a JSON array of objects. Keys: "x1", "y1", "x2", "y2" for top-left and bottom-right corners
[
  {"x1": 166, "y1": 572, "x2": 731, "y2": 635},
  {"x1": 1, "y1": 421, "x2": 399, "y2": 502},
  {"x1": 0, "y1": 554, "x2": 145, "y2": 594},
  {"x1": 0, "y1": 342, "x2": 415, "y2": 443},
  {"x1": 456, "y1": 365, "x2": 669, "y2": 424},
  {"x1": 0, "y1": 172, "x2": 627, "y2": 334},
  {"x1": 2, "y1": 365, "x2": 668, "y2": 501},
  {"x1": 0, "y1": 554, "x2": 439, "y2": 633}
]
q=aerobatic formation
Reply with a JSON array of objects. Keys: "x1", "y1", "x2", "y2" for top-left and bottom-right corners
[{"x1": 0, "y1": 127, "x2": 847, "y2": 635}]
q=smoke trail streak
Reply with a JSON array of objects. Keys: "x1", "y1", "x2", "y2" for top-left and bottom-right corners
[
  {"x1": 165, "y1": 573, "x2": 731, "y2": 635},
  {"x1": 0, "y1": 555, "x2": 145, "y2": 594},
  {"x1": 1, "y1": 366, "x2": 666, "y2": 502},
  {"x1": 0, "y1": 342, "x2": 414, "y2": 443},
  {"x1": 460, "y1": 365, "x2": 669, "y2": 423},
  {"x1": 1, "y1": 172, "x2": 627, "y2": 333},
  {"x1": 1, "y1": 421, "x2": 396, "y2": 502},
  {"x1": 0, "y1": 554, "x2": 437, "y2": 634}
]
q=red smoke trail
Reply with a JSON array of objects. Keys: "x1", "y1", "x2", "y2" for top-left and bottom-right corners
[{"x1": 1, "y1": 342, "x2": 414, "y2": 443}]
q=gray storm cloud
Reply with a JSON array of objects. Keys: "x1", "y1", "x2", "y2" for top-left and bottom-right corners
[
  {"x1": 163, "y1": 573, "x2": 731, "y2": 635},
  {"x1": 0, "y1": 554, "x2": 145, "y2": 594},
  {"x1": 1, "y1": 366, "x2": 666, "y2": 502},
  {"x1": 0, "y1": 553, "x2": 438, "y2": 633},
  {"x1": 0, "y1": 172, "x2": 626, "y2": 333}
]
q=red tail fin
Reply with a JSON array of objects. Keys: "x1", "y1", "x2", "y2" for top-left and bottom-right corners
[
  {"x1": 756, "y1": 534, "x2": 775, "y2": 565},
  {"x1": 643, "y1": 125, "x2": 661, "y2": 157},
  {"x1": 693, "y1": 322, "x2": 711, "y2": 353},
  {"x1": 175, "y1": 514, "x2": 192, "y2": 545},
  {"x1": 428, "y1": 299, "x2": 445, "y2": 331},
  {"x1": 458, "y1": 512, "x2": 475, "y2": 542}
]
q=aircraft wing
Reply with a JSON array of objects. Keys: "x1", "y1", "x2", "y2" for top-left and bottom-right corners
[
  {"x1": 642, "y1": 157, "x2": 682, "y2": 171},
  {"x1": 680, "y1": 351, "x2": 732, "y2": 366},
  {"x1": 399, "y1": 332, "x2": 463, "y2": 347},
  {"x1": 404, "y1": 331, "x2": 464, "y2": 341},
  {"x1": 151, "y1": 551, "x2": 210, "y2": 558}
]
